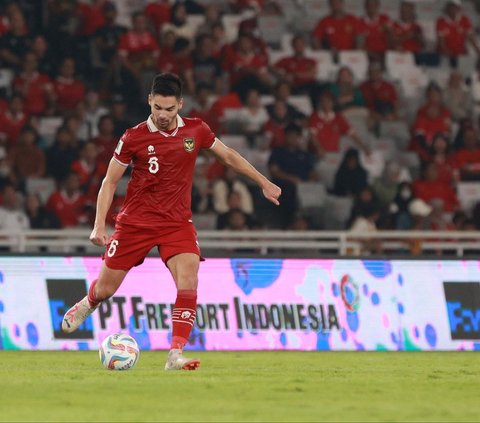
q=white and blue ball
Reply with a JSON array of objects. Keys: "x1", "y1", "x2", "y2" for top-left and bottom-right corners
[{"x1": 99, "y1": 333, "x2": 140, "y2": 370}]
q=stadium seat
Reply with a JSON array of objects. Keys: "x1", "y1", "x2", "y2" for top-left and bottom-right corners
[
  {"x1": 222, "y1": 14, "x2": 243, "y2": 42},
  {"x1": 268, "y1": 49, "x2": 289, "y2": 65},
  {"x1": 385, "y1": 51, "x2": 416, "y2": 81},
  {"x1": 288, "y1": 95, "x2": 313, "y2": 116},
  {"x1": 338, "y1": 51, "x2": 369, "y2": 82},
  {"x1": 26, "y1": 177, "x2": 56, "y2": 204},
  {"x1": 258, "y1": 15, "x2": 287, "y2": 48},
  {"x1": 219, "y1": 135, "x2": 249, "y2": 150},
  {"x1": 306, "y1": 50, "x2": 337, "y2": 82},
  {"x1": 321, "y1": 194, "x2": 354, "y2": 229},
  {"x1": 457, "y1": 55, "x2": 477, "y2": 78},
  {"x1": 359, "y1": 150, "x2": 386, "y2": 180},
  {"x1": 0, "y1": 69, "x2": 14, "y2": 93},
  {"x1": 192, "y1": 213, "x2": 217, "y2": 230},
  {"x1": 37, "y1": 117, "x2": 63, "y2": 147},
  {"x1": 397, "y1": 151, "x2": 421, "y2": 177},
  {"x1": 457, "y1": 182, "x2": 480, "y2": 213},
  {"x1": 297, "y1": 181, "x2": 327, "y2": 209},
  {"x1": 316, "y1": 153, "x2": 342, "y2": 190},
  {"x1": 379, "y1": 121, "x2": 410, "y2": 150},
  {"x1": 398, "y1": 67, "x2": 429, "y2": 98},
  {"x1": 370, "y1": 137, "x2": 398, "y2": 161},
  {"x1": 242, "y1": 149, "x2": 270, "y2": 176}
]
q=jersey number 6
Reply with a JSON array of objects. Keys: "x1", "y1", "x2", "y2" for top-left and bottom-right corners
[{"x1": 148, "y1": 157, "x2": 159, "y2": 174}]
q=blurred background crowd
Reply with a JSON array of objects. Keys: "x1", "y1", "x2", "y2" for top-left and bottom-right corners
[{"x1": 1, "y1": 0, "x2": 480, "y2": 236}]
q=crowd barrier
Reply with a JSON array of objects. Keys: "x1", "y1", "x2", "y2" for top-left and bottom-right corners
[{"x1": 0, "y1": 256, "x2": 479, "y2": 351}]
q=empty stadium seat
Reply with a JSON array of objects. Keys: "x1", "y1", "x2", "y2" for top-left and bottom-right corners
[
  {"x1": 258, "y1": 15, "x2": 287, "y2": 48},
  {"x1": 297, "y1": 181, "x2": 327, "y2": 209},
  {"x1": 457, "y1": 182, "x2": 480, "y2": 213},
  {"x1": 338, "y1": 50, "x2": 369, "y2": 82},
  {"x1": 385, "y1": 51, "x2": 416, "y2": 81},
  {"x1": 220, "y1": 135, "x2": 249, "y2": 150},
  {"x1": 306, "y1": 50, "x2": 337, "y2": 81},
  {"x1": 322, "y1": 194, "x2": 354, "y2": 229},
  {"x1": 37, "y1": 117, "x2": 63, "y2": 147},
  {"x1": 379, "y1": 121, "x2": 410, "y2": 150},
  {"x1": 26, "y1": 177, "x2": 56, "y2": 204}
]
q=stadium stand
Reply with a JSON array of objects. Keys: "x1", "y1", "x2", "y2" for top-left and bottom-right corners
[{"x1": 0, "y1": 0, "x2": 479, "y2": 255}]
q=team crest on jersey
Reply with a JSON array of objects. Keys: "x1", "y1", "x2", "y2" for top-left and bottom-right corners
[{"x1": 183, "y1": 137, "x2": 195, "y2": 153}]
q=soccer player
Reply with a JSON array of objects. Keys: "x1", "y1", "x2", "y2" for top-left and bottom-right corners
[{"x1": 61, "y1": 73, "x2": 281, "y2": 370}]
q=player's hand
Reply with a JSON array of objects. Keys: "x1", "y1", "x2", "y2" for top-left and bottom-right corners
[
  {"x1": 262, "y1": 181, "x2": 282, "y2": 206},
  {"x1": 89, "y1": 226, "x2": 109, "y2": 247}
]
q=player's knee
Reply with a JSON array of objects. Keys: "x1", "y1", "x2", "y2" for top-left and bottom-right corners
[{"x1": 177, "y1": 275, "x2": 198, "y2": 290}]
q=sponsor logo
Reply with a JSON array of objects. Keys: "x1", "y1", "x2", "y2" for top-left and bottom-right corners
[
  {"x1": 147, "y1": 145, "x2": 155, "y2": 155},
  {"x1": 115, "y1": 139, "x2": 124, "y2": 155},
  {"x1": 181, "y1": 311, "x2": 192, "y2": 319},
  {"x1": 183, "y1": 137, "x2": 195, "y2": 153},
  {"x1": 443, "y1": 282, "x2": 480, "y2": 340},
  {"x1": 340, "y1": 274, "x2": 360, "y2": 312},
  {"x1": 46, "y1": 279, "x2": 94, "y2": 339}
]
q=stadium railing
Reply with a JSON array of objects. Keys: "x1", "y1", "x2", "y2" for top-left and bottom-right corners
[{"x1": 2, "y1": 229, "x2": 480, "y2": 257}]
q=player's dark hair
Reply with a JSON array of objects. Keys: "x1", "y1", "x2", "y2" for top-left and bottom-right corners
[{"x1": 151, "y1": 73, "x2": 183, "y2": 99}]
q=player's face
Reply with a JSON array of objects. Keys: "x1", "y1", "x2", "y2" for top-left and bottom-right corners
[{"x1": 148, "y1": 94, "x2": 183, "y2": 131}]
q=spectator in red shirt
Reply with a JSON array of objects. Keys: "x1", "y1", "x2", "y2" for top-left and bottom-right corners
[
  {"x1": 91, "y1": 114, "x2": 117, "y2": 164},
  {"x1": 357, "y1": 0, "x2": 392, "y2": 59},
  {"x1": 0, "y1": 95, "x2": 28, "y2": 147},
  {"x1": 312, "y1": 0, "x2": 359, "y2": 51},
  {"x1": 309, "y1": 90, "x2": 368, "y2": 156},
  {"x1": 436, "y1": 0, "x2": 480, "y2": 59},
  {"x1": 411, "y1": 84, "x2": 451, "y2": 159},
  {"x1": 76, "y1": 0, "x2": 105, "y2": 36},
  {"x1": 71, "y1": 141, "x2": 107, "y2": 197},
  {"x1": 264, "y1": 100, "x2": 293, "y2": 148},
  {"x1": 144, "y1": 0, "x2": 171, "y2": 36},
  {"x1": 427, "y1": 133, "x2": 457, "y2": 185},
  {"x1": 12, "y1": 52, "x2": 54, "y2": 116},
  {"x1": 188, "y1": 83, "x2": 221, "y2": 135},
  {"x1": 360, "y1": 60, "x2": 398, "y2": 119},
  {"x1": 273, "y1": 35, "x2": 318, "y2": 94},
  {"x1": 412, "y1": 162, "x2": 459, "y2": 212},
  {"x1": 157, "y1": 37, "x2": 195, "y2": 94},
  {"x1": 222, "y1": 32, "x2": 271, "y2": 93},
  {"x1": 46, "y1": 172, "x2": 90, "y2": 228},
  {"x1": 53, "y1": 57, "x2": 86, "y2": 114},
  {"x1": 452, "y1": 126, "x2": 480, "y2": 180},
  {"x1": 392, "y1": 1, "x2": 424, "y2": 53},
  {"x1": 118, "y1": 12, "x2": 160, "y2": 75},
  {"x1": 9, "y1": 126, "x2": 46, "y2": 181}
]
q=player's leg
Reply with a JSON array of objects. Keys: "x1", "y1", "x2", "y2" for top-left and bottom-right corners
[
  {"x1": 62, "y1": 224, "x2": 154, "y2": 333},
  {"x1": 164, "y1": 252, "x2": 201, "y2": 370},
  {"x1": 62, "y1": 264, "x2": 128, "y2": 333}
]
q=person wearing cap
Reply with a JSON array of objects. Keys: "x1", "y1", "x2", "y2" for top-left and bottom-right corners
[{"x1": 436, "y1": 0, "x2": 480, "y2": 59}]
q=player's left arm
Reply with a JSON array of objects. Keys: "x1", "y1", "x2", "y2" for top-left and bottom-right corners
[{"x1": 209, "y1": 138, "x2": 281, "y2": 205}]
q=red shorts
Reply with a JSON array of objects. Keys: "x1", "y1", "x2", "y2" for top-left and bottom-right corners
[{"x1": 103, "y1": 223, "x2": 201, "y2": 270}]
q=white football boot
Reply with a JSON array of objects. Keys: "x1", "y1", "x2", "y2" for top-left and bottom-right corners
[
  {"x1": 164, "y1": 349, "x2": 200, "y2": 371},
  {"x1": 61, "y1": 295, "x2": 99, "y2": 333}
]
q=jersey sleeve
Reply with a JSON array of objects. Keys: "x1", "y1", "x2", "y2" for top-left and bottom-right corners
[
  {"x1": 199, "y1": 120, "x2": 216, "y2": 149},
  {"x1": 113, "y1": 130, "x2": 134, "y2": 166}
]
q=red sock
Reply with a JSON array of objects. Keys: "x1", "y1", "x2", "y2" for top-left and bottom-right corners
[
  {"x1": 87, "y1": 280, "x2": 101, "y2": 307},
  {"x1": 171, "y1": 289, "x2": 197, "y2": 350}
]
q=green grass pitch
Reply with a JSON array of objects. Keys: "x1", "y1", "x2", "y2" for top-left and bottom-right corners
[{"x1": 0, "y1": 351, "x2": 478, "y2": 422}]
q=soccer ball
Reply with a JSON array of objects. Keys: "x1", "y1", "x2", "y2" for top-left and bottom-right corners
[{"x1": 99, "y1": 333, "x2": 140, "y2": 370}]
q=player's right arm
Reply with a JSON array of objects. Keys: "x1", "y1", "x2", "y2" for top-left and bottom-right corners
[{"x1": 89, "y1": 159, "x2": 127, "y2": 246}]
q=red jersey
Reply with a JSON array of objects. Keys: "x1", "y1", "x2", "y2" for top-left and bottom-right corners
[
  {"x1": 274, "y1": 56, "x2": 317, "y2": 87},
  {"x1": 113, "y1": 115, "x2": 216, "y2": 228},
  {"x1": 12, "y1": 72, "x2": 52, "y2": 115},
  {"x1": 0, "y1": 111, "x2": 28, "y2": 145},
  {"x1": 54, "y1": 77, "x2": 86, "y2": 111},
  {"x1": 312, "y1": 14, "x2": 359, "y2": 50},
  {"x1": 436, "y1": 15, "x2": 472, "y2": 56},
  {"x1": 358, "y1": 14, "x2": 391, "y2": 54},
  {"x1": 308, "y1": 111, "x2": 352, "y2": 152},
  {"x1": 46, "y1": 190, "x2": 89, "y2": 227},
  {"x1": 392, "y1": 21, "x2": 423, "y2": 52},
  {"x1": 412, "y1": 179, "x2": 458, "y2": 212},
  {"x1": 360, "y1": 79, "x2": 398, "y2": 111},
  {"x1": 118, "y1": 30, "x2": 160, "y2": 58}
]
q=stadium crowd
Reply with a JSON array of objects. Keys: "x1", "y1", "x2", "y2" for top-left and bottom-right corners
[{"x1": 1, "y1": 0, "x2": 480, "y2": 235}]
